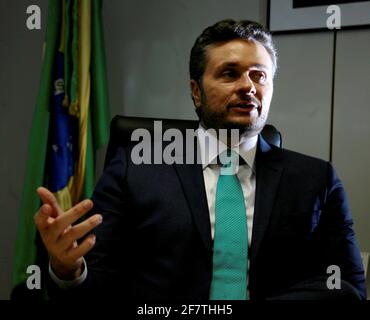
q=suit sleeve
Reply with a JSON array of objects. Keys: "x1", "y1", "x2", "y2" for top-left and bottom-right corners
[
  {"x1": 47, "y1": 146, "x2": 132, "y2": 299},
  {"x1": 312, "y1": 162, "x2": 367, "y2": 300}
]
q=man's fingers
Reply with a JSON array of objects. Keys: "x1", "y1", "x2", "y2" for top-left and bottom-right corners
[
  {"x1": 34, "y1": 204, "x2": 55, "y2": 230},
  {"x1": 35, "y1": 186, "x2": 98, "y2": 267},
  {"x1": 53, "y1": 199, "x2": 94, "y2": 237},
  {"x1": 58, "y1": 214, "x2": 102, "y2": 251},
  {"x1": 37, "y1": 187, "x2": 62, "y2": 217},
  {"x1": 68, "y1": 234, "x2": 96, "y2": 261}
]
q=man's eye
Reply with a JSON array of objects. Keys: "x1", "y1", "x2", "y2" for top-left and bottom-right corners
[
  {"x1": 250, "y1": 71, "x2": 266, "y2": 83},
  {"x1": 221, "y1": 70, "x2": 238, "y2": 79}
]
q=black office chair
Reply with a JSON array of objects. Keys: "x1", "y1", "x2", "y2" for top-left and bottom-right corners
[{"x1": 104, "y1": 115, "x2": 282, "y2": 168}]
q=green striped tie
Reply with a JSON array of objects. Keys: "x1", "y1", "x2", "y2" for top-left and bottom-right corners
[{"x1": 209, "y1": 150, "x2": 248, "y2": 300}]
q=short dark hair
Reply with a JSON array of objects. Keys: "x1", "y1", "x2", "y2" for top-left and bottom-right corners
[{"x1": 189, "y1": 19, "x2": 277, "y2": 84}]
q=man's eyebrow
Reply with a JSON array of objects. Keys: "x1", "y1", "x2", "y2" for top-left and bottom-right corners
[
  {"x1": 216, "y1": 62, "x2": 239, "y2": 70},
  {"x1": 216, "y1": 62, "x2": 269, "y2": 71},
  {"x1": 249, "y1": 63, "x2": 269, "y2": 71}
]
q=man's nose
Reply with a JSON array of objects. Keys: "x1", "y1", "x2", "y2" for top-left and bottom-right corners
[{"x1": 237, "y1": 74, "x2": 256, "y2": 96}]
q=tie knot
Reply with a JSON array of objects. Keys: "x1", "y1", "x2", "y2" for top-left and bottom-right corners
[{"x1": 219, "y1": 149, "x2": 240, "y2": 175}]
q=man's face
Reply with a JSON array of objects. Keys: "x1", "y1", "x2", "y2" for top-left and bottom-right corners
[{"x1": 191, "y1": 39, "x2": 274, "y2": 137}]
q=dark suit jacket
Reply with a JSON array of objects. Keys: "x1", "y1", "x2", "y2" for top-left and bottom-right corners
[{"x1": 49, "y1": 135, "x2": 366, "y2": 300}]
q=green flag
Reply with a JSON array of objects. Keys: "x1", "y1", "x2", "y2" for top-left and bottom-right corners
[{"x1": 11, "y1": 0, "x2": 110, "y2": 299}]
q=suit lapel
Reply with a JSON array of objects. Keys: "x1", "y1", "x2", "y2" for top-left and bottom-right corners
[
  {"x1": 172, "y1": 135, "x2": 284, "y2": 262},
  {"x1": 173, "y1": 161, "x2": 212, "y2": 256},
  {"x1": 250, "y1": 136, "x2": 284, "y2": 265}
]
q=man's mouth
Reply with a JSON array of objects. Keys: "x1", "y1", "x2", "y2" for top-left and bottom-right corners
[{"x1": 229, "y1": 102, "x2": 259, "y2": 111}]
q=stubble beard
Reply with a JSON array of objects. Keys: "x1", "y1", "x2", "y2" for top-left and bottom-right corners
[{"x1": 196, "y1": 91, "x2": 268, "y2": 139}]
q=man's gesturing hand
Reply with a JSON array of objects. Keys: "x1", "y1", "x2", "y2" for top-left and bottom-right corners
[{"x1": 34, "y1": 187, "x2": 102, "y2": 280}]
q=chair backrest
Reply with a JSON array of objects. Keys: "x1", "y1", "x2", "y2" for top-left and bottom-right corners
[{"x1": 104, "y1": 115, "x2": 282, "y2": 168}]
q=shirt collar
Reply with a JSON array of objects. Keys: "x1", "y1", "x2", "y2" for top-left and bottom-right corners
[{"x1": 197, "y1": 124, "x2": 258, "y2": 170}]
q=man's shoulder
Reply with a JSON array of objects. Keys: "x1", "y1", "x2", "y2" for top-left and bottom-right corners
[
  {"x1": 265, "y1": 143, "x2": 331, "y2": 172},
  {"x1": 280, "y1": 147, "x2": 327, "y2": 164},
  {"x1": 261, "y1": 145, "x2": 342, "y2": 190}
]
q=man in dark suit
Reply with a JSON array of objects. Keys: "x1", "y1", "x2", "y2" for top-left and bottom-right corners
[{"x1": 35, "y1": 19, "x2": 366, "y2": 300}]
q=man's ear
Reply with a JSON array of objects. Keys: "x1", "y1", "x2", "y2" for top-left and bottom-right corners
[{"x1": 190, "y1": 79, "x2": 202, "y2": 108}]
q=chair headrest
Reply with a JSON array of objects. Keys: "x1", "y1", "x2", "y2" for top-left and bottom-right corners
[{"x1": 104, "y1": 115, "x2": 282, "y2": 168}]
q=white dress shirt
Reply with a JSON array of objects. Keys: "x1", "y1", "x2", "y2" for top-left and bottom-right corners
[
  {"x1": 197, "y1": 125, "x2": 257, "y2": 245},
  {"x1": 50, "y1": 125, "x2": 258, "y2": 289}
]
